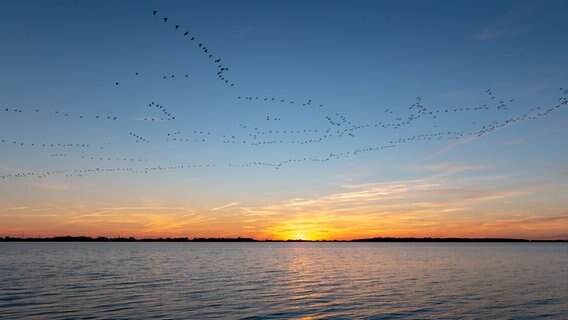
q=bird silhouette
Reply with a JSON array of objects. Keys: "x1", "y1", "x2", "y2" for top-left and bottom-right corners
[{"x1": 3, "y1": 13, "x2": 565, "y2": 183}]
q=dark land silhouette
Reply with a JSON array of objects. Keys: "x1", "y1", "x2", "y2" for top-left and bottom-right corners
[{"x1": 1, "y1": 236, "x2": 566, "y2": 242}]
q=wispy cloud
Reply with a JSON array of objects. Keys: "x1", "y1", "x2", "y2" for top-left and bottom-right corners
[
  {"x1": 76, "y1": 206, "x2": 196, "y2": 218},
  {"x1": 475, "y1": 3, "x2": 538, "y2": 40},
  {"x1": 101, "y1": 206, "x2": 190, "y2": 210},
  {"x1": 211, "y1": 202, "x2": 241, "y2": 211},
  {"x1": 407, "y1": 162, "x2": 487, "y2": 176},
  {"x1": 237, "y1": 171, "x2": 554, "y2": 239},
  {"x1": 238, "y1": 26, "x2": 255, "y2": 37},
  {"x1": 416, "y1": 135, "x2": 480, "y2": 163},
  {"x1": 476, "y1": 24, "x2": 535, "y2": 40},
  {"x1": 33, "y1": 180, "x2": 71, "y2": 191},
  {"x1": 0, "y1": 165, "x2": 30, "y2": 174},
  {"x1": 179, "y1": 178, "x2": 197, "y2": 185},
  {"x1": 62, "y1": 205, "x2": 216, "y2": 237}
]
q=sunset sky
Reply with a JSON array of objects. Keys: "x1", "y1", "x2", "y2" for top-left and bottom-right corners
[{"x1": 1, "y1": 0, "x2": 567, "y2": 240}]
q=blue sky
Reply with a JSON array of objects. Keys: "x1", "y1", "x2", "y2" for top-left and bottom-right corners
[{"x1": 0, "y1": 0, "x2": 567, "y2": 239}]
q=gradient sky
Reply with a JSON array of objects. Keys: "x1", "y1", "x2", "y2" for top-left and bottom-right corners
[{"x1": 1, "y1": 0, "x2": 567, "y2": 240}]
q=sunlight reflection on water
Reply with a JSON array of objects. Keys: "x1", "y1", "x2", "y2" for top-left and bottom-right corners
[{"x1": 0, "y1": 242, "x2": 567, "y2": 319}]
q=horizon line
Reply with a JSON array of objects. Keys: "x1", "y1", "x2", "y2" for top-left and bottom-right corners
[{"x1": 1, "y1": 235, "x2": 567, "y2": 242}]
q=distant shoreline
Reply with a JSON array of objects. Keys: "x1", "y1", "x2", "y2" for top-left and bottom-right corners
[{"x1": 1, "y1": 236, "x2": 566, "y2": 242}]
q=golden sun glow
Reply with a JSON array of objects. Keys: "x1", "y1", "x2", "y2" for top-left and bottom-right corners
[
  {"x1": 290, "y1": 233, "x2": 307, "y2": 240},
  {"x1": 271, "y1": 223, "x2": 336, "y2": 241},
  {"x1": 2, "y1": 174, "x2": 567, "y2": 240}
]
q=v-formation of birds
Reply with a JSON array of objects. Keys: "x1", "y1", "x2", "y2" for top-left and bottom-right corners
[{"x1": 1, "y1": 9, "x2": 567, "y2": 181}]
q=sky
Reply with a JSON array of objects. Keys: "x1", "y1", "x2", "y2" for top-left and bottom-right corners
[{"x1": 0, "y1": 0, "x2": 567, "y2": 240}]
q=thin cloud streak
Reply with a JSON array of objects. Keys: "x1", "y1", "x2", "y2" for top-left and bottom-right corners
[
  {"x1": 475, "y1": 2, "x2": 539, "y2": 40},
  {"x1": 211, "y1": 202, "x2": 241, "y2": 211},
  {"x1": 476, "y1": 24, "x2": 535, "y2": 40},
  {"x1": 237, "y1": 172, "x2": 558, "y2": 239}
]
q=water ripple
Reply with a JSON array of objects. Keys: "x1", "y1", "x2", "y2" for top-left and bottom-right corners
[{"x1": 0, "y1": 242, "x2": 567, "y2": 319}]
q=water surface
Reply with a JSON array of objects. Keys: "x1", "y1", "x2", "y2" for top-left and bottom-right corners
[{"x1": 1, "y1": 242, "x2": 566, "y2": 319}]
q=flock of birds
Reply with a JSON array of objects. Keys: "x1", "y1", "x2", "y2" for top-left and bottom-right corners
[
  {"x1": 237, "y1": 96, "x2": 323, "y2": 107},
  {"x1": 115, "y1": 72, "x2": 190, "y2": 87},
  {"x1": 1, "y1": 8, "x2": 567, "y2": 182},
  {"x1": 3, "y1": 106, "x2": 118, "y2": 121},
  {"x1": 128, "y1": 132, "x2": 150, "y2": 144},
  {"x1": 1, "y1": 139, "x2": 94, "y2": 149},
  {"x1": 1, "y1": 87, "x2": 565, "y2": 181},
  {"x1": 146, "y1": 102, "x2": 176, "y2": 121},
  {"x1": 152, "y1": 9, "x2": 235, "y2": 88},
  {"x1": 116, "y1": 9, "x2": 321, "y2": 106}
]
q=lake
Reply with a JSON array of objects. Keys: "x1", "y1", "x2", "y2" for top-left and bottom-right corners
[{"x1": 1, "y1": 242, "x2": 567, "y2": 319}]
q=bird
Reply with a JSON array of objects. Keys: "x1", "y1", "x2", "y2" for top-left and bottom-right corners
[
  {"x1": 164, "y1": 17, "x2": 168, "y2": 23},
  {"x1": 175, "y1": 25, "x2": 180, "y2": 29},
  {"x1": 184, "y1": 31, "x2": 189, "y2": 36},
  {"x1": 114, "y1": 82, "x2": 118, "y2": 85},
  {"x1": 153, "y1": 10, "x2": 157, "y2": 15}
]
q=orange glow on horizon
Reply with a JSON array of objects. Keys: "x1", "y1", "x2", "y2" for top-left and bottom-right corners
[
  {"x1": 2, "y1": 176, "x2": 567, "y2": 240},
  {"x1": 2, "y1": 210, "x2": 566, "y2": 240}
]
